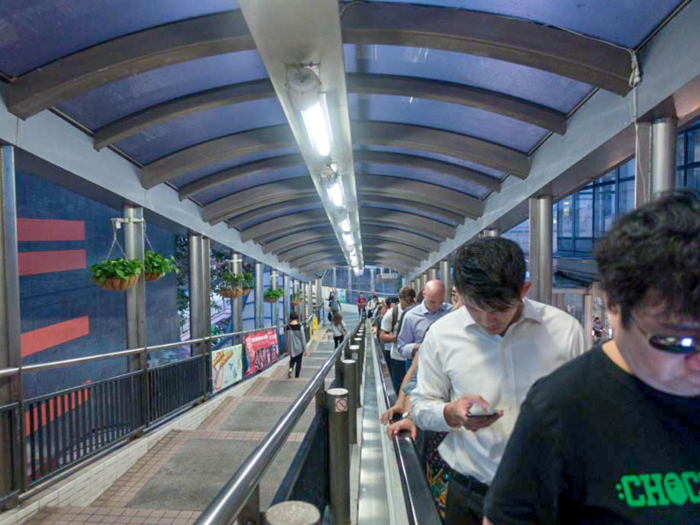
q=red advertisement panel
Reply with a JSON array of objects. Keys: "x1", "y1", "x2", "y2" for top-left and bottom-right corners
[{"x1": 244, "y1": 329, "x2": 280, "y2": 376}]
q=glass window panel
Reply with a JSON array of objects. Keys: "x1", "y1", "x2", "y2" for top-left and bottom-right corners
[
  {"x1": 559, "y1": 199, "x2": 573, "y2": 238},
  {"x1": 552, "y1": 203, "x2": 558, "y2": 254},
  {"x1": 594, "y1": 183, "x2": 616, "y2": 238},
  {"x1": 618, "y1": 158, "x2": 636, "y2": 180},
  {"x1": 619, "y1": 179, "x2": 635, "y2": 215},
  {"x1": 687, "y1": 167, "x2": 700, "y2": 190},
  {"x1": 677, "y1": 168, "x2": 686, "y2": 189},
  {"x1": 677, "y1": 133, "x2": 686, "y2": 167},
  {"x1": 600, "y1": 170, "x2": 616, "y2": 183},
  {"x1": 576, "y1": 188, "x2": 593, "y2": 237},
  {"x1": 687, "y1": 129, "x2": 700, "y2": 164}
]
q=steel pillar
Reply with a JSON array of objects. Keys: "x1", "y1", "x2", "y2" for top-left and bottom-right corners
[
  {"x1": 188, "y1": 232, "x2": 208, "y2": 355},
  {"x1": 420, "y1": 272, "x2": 428, "y2": 291},
  {"x1": 201, "y1": 237, "x2": 211, "y2": 347},
  {"x1": 0, "y1": 145, "x2": 22, "y2": 507},
  {"x1": 483, "y1": 227, "x2": 501, "y2": 237},
  {"x1": 283, "y1": 274, "x2": 290, "y2": 323},
  {"x1": 529, "y1": 195, "x2": 553, "y2": 305},
  {"x1": 341, "y1": 359, "x2": 358, "y2": 445},
  {"x1": 124, "y1": 204, "x2": 146, "y2": 363},
  {"x1": 347, "y1": 267, "x2": 352, "y2": 294},
  {"x1": 584, "y1": 291, "x2": 594, "y2": 350},
  {"x1": 305, "y1": 281, "x2": 312, "y2": 320},
  {"x1": 635, "y1": 117, "x2": 678, "y2": 206},
  {"x1": 413, "y1": 277, "x2": 420, "y2": 292},
  {"x1": 401, "y1": 277, "x2": 408, "y2": 288},
  {"x1": 232, "y1": 253, "x2": 243, "y2": 341},
  {"x1": 428, "y1": 267, "x2": 438, "y2": 282},
  {"x1": 332, "y1": 268, "x2": 337, "y2": 288},
  {"x1": 255, "y1": 262, "x2": 264, "y2": 328},
  {"x1": 271, "y1": 271, "x2": 279, "y2": 330},
  {"x1": 440, "y1": 260, "x2": 451, "y2": 303},
  {"x1": 316, "y1": 277, "x2": 323, "y2": 322},
  {"x1": 326, "y1": 388, "x2": 351, "y2": 525},
  {"x1": 370, "y1": 268, "x2": 376, "y2": 293}
]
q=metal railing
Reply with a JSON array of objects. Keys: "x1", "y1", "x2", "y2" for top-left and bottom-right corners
[
  {"x1": 372, "y1": 327, "x2": 442, "y2": 525},
  {"x1": 0, "y1": 321, "x2": 316, "y2": 501},
  {"x1": 195, "y1": 318, "x2": 362, "y2": 525}
]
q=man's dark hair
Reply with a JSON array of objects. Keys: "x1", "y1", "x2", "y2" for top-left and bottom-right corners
[
  {"x1": 385, "y1": 297, "x2": 394, "y2": 307},
  {"x1": 399, "y1": 286, "x2": 416, "y2": 302},
  {"x1": 454, "y1": 238, "x2": 526, "y2": 311},
  {"x1": 593, "y1": 190, "x2": 700, "y2": 328},
  {"x1": 289, "y1": 312, "x2": 299, "y2": 321}
]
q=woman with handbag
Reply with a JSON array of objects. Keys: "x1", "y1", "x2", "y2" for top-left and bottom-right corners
[{"x1": 331, "y1": 312, "x2": 347, "y2": 348}]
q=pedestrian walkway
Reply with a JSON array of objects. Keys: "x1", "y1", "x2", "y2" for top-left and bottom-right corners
[{"x1": 23, "y1": 307, "x2": 358, "y2": 525}]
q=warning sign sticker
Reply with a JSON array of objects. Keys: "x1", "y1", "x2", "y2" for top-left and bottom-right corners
[{"x1": 335, "y1": 397, "x2": 348, "y2": 413}]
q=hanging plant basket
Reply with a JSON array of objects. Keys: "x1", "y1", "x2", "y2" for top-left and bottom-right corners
[
  {"x1": 264, "y1": 297, "x2": 279, "y2": 303},
  {"x1": 145, "y1": 272, "x2": 164, "y2": 282},
  {"x1": 144, "y1": 250, "x2": 178, "y2": 283},
  {"x1": 264, "y1": 288, "x2": 283, "y2": 303},
  {"x1": 97, "y1": 275, "x2": 140, "y2": 292},
  {"x1": 218, "y1": 287, "x2": 246, "y2": 299}
]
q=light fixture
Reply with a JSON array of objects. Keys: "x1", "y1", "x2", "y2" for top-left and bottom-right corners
[
  {"x1": 339, "y1": 217, "x2": 351, "y2": 233},
  {"x1": 301, "y1": 101, "x2": 331, "y2": 157},
  {"x1": 342, "y1": 232, "x2": 354, "y2": 247},
  {"x1": 326, "y1": 181, "x2": 344, "y2": 207}
]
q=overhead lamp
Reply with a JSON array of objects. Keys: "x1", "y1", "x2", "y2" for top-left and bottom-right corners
[
  {"x1": 326, "y1": 181, "x2": 344, "y2": 207},
  {"x1": 302, "y1": 101, "x2": 331, "y2": 157},
  {"x1": 339, "y1": 217, "x2": 351, "y2": 233},
  {"x1": 342, "y1": 232, "x2": 354, "y2": 247},
  {"x1": 288, "y1": 66, "x2": 333, "y2": 157}
]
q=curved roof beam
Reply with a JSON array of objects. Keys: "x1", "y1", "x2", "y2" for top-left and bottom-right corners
[
  {"x1": 300, "y1": 257, "x2": 414, "y2": 274},
  {"x1": 263, "y1": 227, "x2": 440, "y2": 254},
  {"x1": 240, "y1": 209, "x2": 453, "y2": 244},
  {"x1": 152, "y1": 121, "x2": 524, "y2": 193},
  {"x1": 293, "y1": 251, "x2": 419, "y2": 270},
  {"x1": 180, "y1": 149, "x2": 499, "y2": 201},
  {"x1": 354, "y1": 122, "x2": 529, "y2": 178},
  {"x1": 96, "y1": 74, "x2": 564, "y2": 151},
  {"x1": 7, "y1": 11, "x2": 254, "y2": 120},
  {"x1": 341, "y1": 3, "x2": 632, "y2": 96},
  {"x1": 205, "y1": 175, "x2": 480, "y2": 225},
  {"x1": 281, "y1": 242, "x2": 426, "y2": 264}
]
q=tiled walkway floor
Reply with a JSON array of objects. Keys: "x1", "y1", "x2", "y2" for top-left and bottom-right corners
[{"x1": 24, "y1": 316, "x2": 350, "y2": 525}]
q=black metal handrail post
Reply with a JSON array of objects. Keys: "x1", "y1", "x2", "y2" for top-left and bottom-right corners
[{"x1": 194, "y1": 320, "x2": 362, "y2": 525}]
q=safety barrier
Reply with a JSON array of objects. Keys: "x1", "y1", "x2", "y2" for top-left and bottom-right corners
[{"x1": 0, "y1": 319, "x2": 323, "y2": 506}]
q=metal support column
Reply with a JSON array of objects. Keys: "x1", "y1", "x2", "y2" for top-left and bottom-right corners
[
  {"x1": 341, "y1": 359, "x2": 358, "y2": 445},
  {"x1": 188, "y1": 232, "x2": 207, "y2": 355},
  {"x1": 201, "y1": 236, "x2": 211, "y2": 349},
  {"x1": 347, "y1": 267, "x2": 352, "y2": 296},
  {"x1": 326, "y1": 388, "x2": 351, "y2": 525},
  {"x1": 420, "y1": 272, "x2": 428, "y2": 291},
  {"x1": 316, "y1": 277, "x2": 323, "y2": 323},
  {"x1": 484, "y1": 227, "x2": 501, "y2": 237},
  {"x1": 332, "y1": 268, "x2": 337, "y2": 289},
  {"x1": 370, "y1": 268, "x2": 375, "y2": 294},
  {"x1": 651, "y1": 117, "x2": 678, "y2": 199},
  {"x1": 124, "y1": 204, "x2": 147, "y2": 363},
  {"x1": 428, "y1": 267, "x2": 438, "y2": 282},
  {"x1": 0, "y1": 145, "x2": 23, "y2": 507},
  {"x1": 529, "y1": 195, "x2": 553, "y2": 305},
  {"x1": 255, "y1": 262, "x2": 264, "y2": 328},
  {"x1": 413, "y1": 277, "x2": 420, "y2": 292},
  {"x1": 232, "y1": 253, "x2": 243, "y2": 342},
  {"x1": 283, "y1": 274, "x2": 290, "y2": 323},
  {"x1": 440, "y1": 260, "x2": 451, "y2": 303},
  {"x1": 271, "y1": 271, "x2": 279, "y2": 331},
  {"x1": 305, "y1": 281, "x2": 312, "y2": 320},
  {"x1": 584, "y1": 291, "x2": 594, "y2": 350}
]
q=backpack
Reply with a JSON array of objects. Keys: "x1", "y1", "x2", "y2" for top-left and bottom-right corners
[
  {"x1": 395, "y1": 304, "x2": 417, "y2": 338},
  {"x1": 390, "y1": 305, "x2": 400, "y2": 333}
]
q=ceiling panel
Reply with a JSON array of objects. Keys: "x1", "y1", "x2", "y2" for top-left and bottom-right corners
[
  {"x1": 195, "y1": 168, "x2": 309, "y2": 206},
  {"x1": 359, "y1": 200, "x2": 459, "y2": 227},
  {"x1": 0, "y1": 0, "x2": 240, "y2": 77},
  {"x1": 236, "y1": 201, "x2": 325, "y2": 230},
  {"x1": 56, "y1": 51, "x2": 267, "y2": 130},
  {"x1": 114, "y1": 99, "x2": 287, "y2": 164},
  {"x1": 355, "y1": 163, "x2": 488, "y2": 198},
  {"x1": 348, "y1": 93, "x2": 548, "y2": 153},
  {"x1": 357, "y1": 0, "x2": 684, "y2": 48},
  {"x1": 344, "y1": 44, "x2": 593, "y2": 113}
]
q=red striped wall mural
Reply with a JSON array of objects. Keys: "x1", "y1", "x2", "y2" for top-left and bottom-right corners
[
  {"x1": 18, "y1": 249, "x2": 86, "y2": 276},
  {"x1": 17, "y1": 218, "x2": 85, "y2": 242},
  {"x1": 21, "y1": 316, "x2": 90, "y2": 358}
]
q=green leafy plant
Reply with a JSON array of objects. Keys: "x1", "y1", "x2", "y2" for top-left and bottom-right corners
[
  {"x1": 263, "y1": 288, "x2": 284, "y2": 301},
  {"x1": 290, "y1": 290, "x2": 303, "y2": 303},
  {"x1": 221, "y1": 271, "x2": 255, "y2": 289},
  {"x1": 90, "y1": 258, "x2": 143, "y2": 285},
  {"x1": 145, "y1": 250, "x2": 179, "y2": 276}
]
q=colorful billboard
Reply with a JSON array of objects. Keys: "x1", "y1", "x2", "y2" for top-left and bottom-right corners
[
  {"x1": 244, "y1": 329, "x2": 280, "y2": 377},
  {"x1": 211, "y1": 344, "x2": 244, "y2": 393}
]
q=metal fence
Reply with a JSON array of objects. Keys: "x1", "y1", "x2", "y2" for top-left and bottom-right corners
[{"x1": 0, "y1": 318, "x2": 322, "y2": 504}]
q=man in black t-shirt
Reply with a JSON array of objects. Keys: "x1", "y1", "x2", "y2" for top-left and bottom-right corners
[{"x1": 484, "y1": 191, "x2": 700, "y2": 525}]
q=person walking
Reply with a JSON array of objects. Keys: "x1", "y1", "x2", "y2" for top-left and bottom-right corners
[
  {"x1": 285, "y1": 312, "x2": 307, "y2": 379},
  {"x1": 367, "y1": 291, "x2": 379, "y2": 319},
  {"x1": 357, "y1": 292, "x2": 367, "y2": 316},
  {"x1": 331, "y1": 312, "x2": 347, "y2": 348}
]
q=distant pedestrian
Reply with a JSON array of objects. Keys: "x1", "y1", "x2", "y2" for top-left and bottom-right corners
[
  {"x1": 331, "y1": 312, "x2": 347, "y2": 348},
  {"x1": 367, "y1": 292, "x2": 379, "y2": 318},
  {"x1": 357, "y1": 292, "x2": 367, "y2": 316},
  {"x1": 285, "y1": 312, "x2": 307, "y2": 379}
]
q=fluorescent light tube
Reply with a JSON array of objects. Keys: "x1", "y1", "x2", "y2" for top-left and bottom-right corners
[
  {"x1": 343, "y1": 233, "x2": 354, "y2": 246},
  {"x1": 327, "y1": 182, "x2": 343, "y2": 207},
  {"x1": 339, "y1": 218, "x2": 351, "y2": 233},
  {"x1": 301, "y1": 101, "x2": 331, "y2": 156}
]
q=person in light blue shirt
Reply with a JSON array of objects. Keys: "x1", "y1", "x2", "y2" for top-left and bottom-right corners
[{"x1": 397, "y1": 280, "x2": 452, "y2": 361}]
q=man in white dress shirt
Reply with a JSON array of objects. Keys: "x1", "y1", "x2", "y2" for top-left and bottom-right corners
[{"x1": 411, "y1": 238, "x2": 585, "y2": 525}]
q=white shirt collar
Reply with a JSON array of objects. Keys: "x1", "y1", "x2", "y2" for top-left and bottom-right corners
[{"x1": 461, "y1": 298, "x2": 544, "y2": 330}]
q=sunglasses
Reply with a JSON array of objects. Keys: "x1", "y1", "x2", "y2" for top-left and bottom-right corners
[{"x1": 631, "y1": 316, "x2": 699, "y2": 354}]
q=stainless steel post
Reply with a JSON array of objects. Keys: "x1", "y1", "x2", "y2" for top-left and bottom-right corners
[
  {"x1": 428, "y1": 267, "x2": 438, "y2": 282},
  {"x1": 283, "y1": 274, "x2": 290, "y2": 323},
  {"x1": 484, "y1": 227, "x2": 501, "y2": 237},
  {"x1": 341, "y1": 360, "x2": 358, "y2": 445},
  {"x1": 255, "y1": 262, "x2": 264, "y2": 328},
  {"x1": 201, "y1": 236, "x2": 212, "y2": 394},
  {"x1": 347, "y1": 267, "x2": 352, "y2": 295},
  {"x1": 584, "y1": 291, "x2": 594, "y2": 349},
  {"x1": 370, "y1": 268, "x2": 375, "y2": 294},
  {"x1": 651, "y1": 117, "x2": 678, "y2": 200},
  {"x1": 316, "y1": 277, "x2": 323, "y2": 322},
  {"x1": 413, "y1": 277, "x2": 420, "y2": 293},
  {"x1": 332, "y1": 268, "x2": 337, "y2": 288},
  {"x1": 420, "y1": 272, "x2": 428, "y2": 291},
  {"x1": 326, "y1": 387, "x2": 351, "y2": 525},
  {"x1": 305, "y1": 282, "x2": 312, "y2": 320},
  {"x1": 188, "y1": 232, "x2": 206, "y2": 355},
  {"x1": 401, "y1": 277, "x2": 408, "y2": 288},
  {"x1": 232, "y1": 253, "x2": 243, "y2": 344},
  {"x1": 0, "y1": 145, "x2": 22, "y2": 506},
  {"x1": 265, "y1": 501, "x2": 320, "y2": 525},
  {"x1": 124, "y1": 204, "x2": 147, "y2": 363},
  {"x1": 440, "y1": 260, "x2": 451, "y2": 303},
  {"x1": 271, "y1": 271, "x2": 279, "y2": 331},
  {"x1": 529, "y1": 195, "x2": 553, "y2": 305}
]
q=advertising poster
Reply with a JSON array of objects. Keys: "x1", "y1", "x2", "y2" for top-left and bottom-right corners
[
  {"x1": 211, "y1": 344, "x2": 244, "y2": 393},
  {"x1": 244, "y1": 329, "x2": 280, "y2": 377},
  {"x1": 337, "y1": 288, "x2": 347, "y2": 303}
]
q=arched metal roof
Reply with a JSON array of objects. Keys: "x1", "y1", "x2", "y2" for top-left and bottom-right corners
[{"x1": 0, "y1": 0, "x2": 685, "y2": 275}]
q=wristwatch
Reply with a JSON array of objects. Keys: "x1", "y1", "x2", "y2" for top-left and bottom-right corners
[{"x1": 399, "y1": 411, "x2": 412, "y2": 421}]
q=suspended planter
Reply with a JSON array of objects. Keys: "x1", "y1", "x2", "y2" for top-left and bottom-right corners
[
  {"x1": 144, "y1": 250, "x2": 179, "y2": 282},
  {"x1": 90, "y1": 258, "x2": 143, "y2": 292},
  {"x1": 263, "y1": 288, "x2": 284, "y2": 303},
  {"x1": 217, "y1": 271, "x2": 254, "y2": 299},
  {"x1": 290, "y1": 291, "x2": 303, "y2": 306}
]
